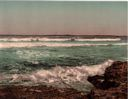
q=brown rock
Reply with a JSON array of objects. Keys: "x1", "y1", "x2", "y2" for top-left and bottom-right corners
[
  {"x1": 105, "y1": 61, "x2": 127, "y2": 83},
  {"x1": 87, "y1": 61, "x2": 128, "y2": 99},
  {"x1": 0, "y1": 85, "x2": 87, "y2": 99}
]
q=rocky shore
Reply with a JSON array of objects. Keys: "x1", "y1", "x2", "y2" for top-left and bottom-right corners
[
  {"x1": 0, "y1": 61, "x2": 127, "y2": 99},
  {"x1": 87, "y1": 61, "x2": 127, "y2": 99}
]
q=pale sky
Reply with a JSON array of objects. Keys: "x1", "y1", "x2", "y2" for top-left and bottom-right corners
[{"x1": 0, "y1": 1, "x2": 127, "y2": 35}]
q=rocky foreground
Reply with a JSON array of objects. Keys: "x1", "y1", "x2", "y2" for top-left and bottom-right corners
[{"x1": 0, "y1": 61, "x2": 127, "y2": 99}]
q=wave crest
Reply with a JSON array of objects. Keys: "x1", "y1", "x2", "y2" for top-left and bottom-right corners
[
  {"x1": 0, "y1": 60, "x2": 114, "y2": 91},
  {"x1": 6, "y1": 60, "x2": 112, "y2": 89}
]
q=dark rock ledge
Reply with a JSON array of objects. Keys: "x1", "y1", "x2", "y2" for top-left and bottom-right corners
[{"x1": 0, "y1": 61, "x2": 127, "y2": 99}]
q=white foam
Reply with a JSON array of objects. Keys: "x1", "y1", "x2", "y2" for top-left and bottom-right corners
[
  {"x1": 9, "y1": 60, "x2": 114, "y2": 86},
  {"x1": 0, "y1": 37, "x2": 121, "y2": 42},
  {"x1": 0, "y1": 42, "x2": 127, "y2": 49}
]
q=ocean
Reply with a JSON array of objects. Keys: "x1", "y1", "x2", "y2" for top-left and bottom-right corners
[{"x1": 0, "y1": 38, "x2": 127, "y2": 92}]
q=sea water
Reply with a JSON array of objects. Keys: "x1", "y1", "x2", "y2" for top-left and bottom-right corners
[{"x1": 0, "y1": 40, "x2": 127, "y2": 92}]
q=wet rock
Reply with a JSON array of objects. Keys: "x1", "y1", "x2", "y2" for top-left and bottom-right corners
[
  {"x1": 87, "y1": 61, "x2": 127, "y2": 99},
  {"x1": 105, "y1": 61, "x2": 127, "y2": 83},
  {"x1": 0, "y1": 85, "x2": 87, "y2": 99}
]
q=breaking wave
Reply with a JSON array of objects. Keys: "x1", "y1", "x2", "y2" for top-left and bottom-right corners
[
  {"x1": 0, "y1": 38, "x2": 121, "y2": 42},
  {"x1": 0, "y1": 42, "x2": 127, "y2": 49},
  {"x1": 0, "y1": 59, "x2": 114, "y2": 91}
]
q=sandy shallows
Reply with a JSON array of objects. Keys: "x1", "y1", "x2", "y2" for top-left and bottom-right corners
[{"x1": 0, "y1": 42, "x2": 127, "y2": 48}]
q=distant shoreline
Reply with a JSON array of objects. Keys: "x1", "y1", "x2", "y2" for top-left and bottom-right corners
[{"x1": 0, "y1": 35, "x2": 127, "y2": 39}]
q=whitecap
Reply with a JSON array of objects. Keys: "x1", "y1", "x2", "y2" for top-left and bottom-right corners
[{"x1": 6, "y1": 59, "x2": 114, "y2": 91}]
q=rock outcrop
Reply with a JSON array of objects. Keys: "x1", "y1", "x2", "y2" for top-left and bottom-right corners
[{"x1": 87, "y1": 61, "x2": 127, "y2": 99}]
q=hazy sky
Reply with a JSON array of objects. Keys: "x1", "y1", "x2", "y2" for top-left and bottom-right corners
[{"x1": 0, "y1": 1, "x2": 127, "y2": 35}]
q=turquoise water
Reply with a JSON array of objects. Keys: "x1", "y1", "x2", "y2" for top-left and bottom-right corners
[{"x1": 0, "y1": 42, "x2": 127, "y2": 74}]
